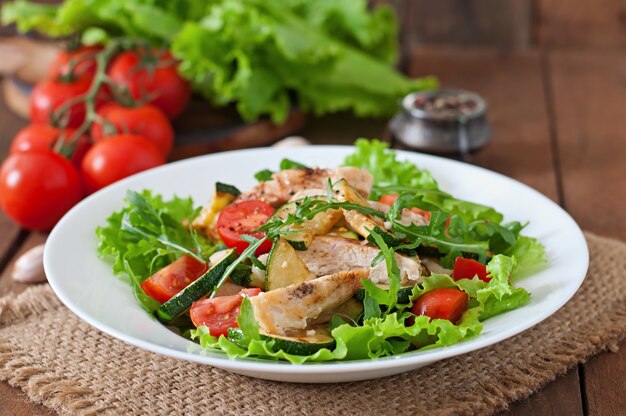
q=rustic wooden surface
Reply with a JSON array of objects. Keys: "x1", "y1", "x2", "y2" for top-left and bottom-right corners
[{"x1": 0, "y1": 47, "x2": 625, "y2": 415}]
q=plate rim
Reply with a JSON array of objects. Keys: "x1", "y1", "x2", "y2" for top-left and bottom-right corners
[{"x1": 44, "y1": 145, "x2": 589, "y2": 376}]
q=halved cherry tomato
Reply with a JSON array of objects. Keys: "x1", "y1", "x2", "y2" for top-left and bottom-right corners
[
  {"x1": 216, "y1": 200, "x2": 274, "y2": 255},
  {"x1": 140, "y1": 255, "x2": 208, "y2": 303},
  {"x1": 412, "y1": 288, "x2": 469, "y2": 324},
  {"x1": 190, "y1": 288, "x2": 263, "y2": 336},
  {"x1": 379, "y1": 193, "x2": 431, "y2": 220},
  {"x1": 452, "y1": 257, "x2": 489, "y2": 282},
  {"x1": 10, "y1": 124, "x2": 91, "y2": 166},
  {"x1": 379, "y1": 193, "x2": 399, "y2": 205}
]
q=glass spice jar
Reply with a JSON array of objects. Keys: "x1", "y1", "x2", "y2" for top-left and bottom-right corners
[{"x1": 389, "y1": 90, "x2": 491, "y2": 155}]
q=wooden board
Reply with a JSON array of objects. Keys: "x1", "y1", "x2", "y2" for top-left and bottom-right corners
[{"x1": 538, "y1": 0, "x2": 626, "y2": 49}]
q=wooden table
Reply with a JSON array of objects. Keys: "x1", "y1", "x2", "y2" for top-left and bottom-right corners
[{"x1": 0, "y1": 47, "x2": 624, "y2": 415}]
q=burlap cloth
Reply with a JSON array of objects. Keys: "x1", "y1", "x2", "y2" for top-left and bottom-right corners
[{"x1": 0, "y1": 232, "x2": 624, "y2": 416}]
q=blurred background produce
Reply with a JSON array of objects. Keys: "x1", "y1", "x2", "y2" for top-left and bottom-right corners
[{"x1": 0, "y1": 0, "x2": 438, "y2": 231}]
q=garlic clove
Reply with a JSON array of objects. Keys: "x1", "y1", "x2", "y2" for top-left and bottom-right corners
[{"x1": 12, "y1": 244, "x2": 47, "y2": 283}]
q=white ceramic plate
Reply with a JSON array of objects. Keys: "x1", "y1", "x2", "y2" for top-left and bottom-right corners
[{"x1": 44, "y1": 146, "x2": 588, "y2": 383}]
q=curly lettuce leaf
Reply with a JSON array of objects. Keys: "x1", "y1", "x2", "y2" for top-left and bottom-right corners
[{"x1": 96, "y1": 190, "x2": 215, "y2": 311}]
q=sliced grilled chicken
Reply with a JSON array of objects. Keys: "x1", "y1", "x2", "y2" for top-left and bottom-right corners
[
  {"x1": 296, "y1": 236, "x2": 421, "y2": 285},
  {"x1": 235, "y1": 167, "x2": 373, "y2": 207},
  {"x1": 249, "y1": 270, "x2": 366, "y2": 334}
]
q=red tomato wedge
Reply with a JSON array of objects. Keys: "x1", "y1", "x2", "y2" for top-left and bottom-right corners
[
  {"x1": 453, "y1": 257, "x2": 489, "y2": 282},
  {"x1": 216, "y1": 200, "x2": 274, "y2": 255},
  {"x1": 140, "y1": 255, "x2": 208, "y2": 303},
  {"x1": 412, "y1": 288, "x2": 469, "y2": 324},
  {"x1": 190, "y1": 288, "x2": 263, "y2": 336},
  {"x1": 379, "y1": 193, "x2": 431, "y2": 220}
]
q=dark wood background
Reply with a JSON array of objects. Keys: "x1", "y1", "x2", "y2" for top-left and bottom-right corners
[{"x1": 1, "y1": 1, "x2": 625, "y2": 415}]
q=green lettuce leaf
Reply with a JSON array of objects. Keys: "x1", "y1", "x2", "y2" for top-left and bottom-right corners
[{"x1": 96, "y1": 190, "x2": 216, "y2": 311}]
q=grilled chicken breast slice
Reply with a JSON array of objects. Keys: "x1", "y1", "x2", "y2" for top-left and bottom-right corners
[
  {"x1": 296, "y1": 236, "x2": 421, "y2": 285},
  {"x1": 235, "y1": 167, "x2": 373, "y2": 207},
  {"x1": 249, "y1": 270, "x2": 366, "y2": 335}
]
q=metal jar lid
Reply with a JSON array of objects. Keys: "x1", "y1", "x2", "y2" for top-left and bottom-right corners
[{"x1": 390, "y1": 89, "x2": 491, "y2": 154}]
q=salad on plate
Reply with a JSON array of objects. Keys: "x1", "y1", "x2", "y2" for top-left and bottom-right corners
[{"x1": 96, "y1": 139, "x2": 546, "y2": 363}]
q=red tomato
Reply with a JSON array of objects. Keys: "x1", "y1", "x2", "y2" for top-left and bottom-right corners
[
  {"x1": 48, "y1": 45, "x2": 102, "y2": 80},
  {"x1": 190, "y1": 288, "x2": 263, "y2": 336},
  {"x1": 141, "y1": 255, "x2": 208, "y2": 303},
  {"x1": 30, "y1": 76, "x2": 106, "y2": 128},
  {"x1": 412, "y1": 288, "x2": 469, "y2": 324},
  {"x1": 0, "y1": 151, "x2": 83, "y2": 231},
  {"x1": 216, "y1": 200, "x2": 274, "y2": 255},
  {"x1": 90, "y1": 103, "x2": 174, "y2": 156},
  {"x1": 81, "y1": 134, "x2": 165, "y2": 194},
  {"x1": 379, "y1": 193, "x2": 431, "y2": 220},
  {"x1": 379, "y1": 194, "x2": 399, "y2": 205},
  {"x1": 453, "y1": 257, "x2": 489, "y2": 282},
  {"x1": 10, "y1": 124, "x2": 91, "y2": 166},
  {"x1": 107, "y1": 49, "x2": 191, "y2": 119}
]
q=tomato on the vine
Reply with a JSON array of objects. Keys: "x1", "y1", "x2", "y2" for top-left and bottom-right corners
[
  {"x1": 0, "y1": 151, "x2": 83, "y2": 231},
  {"x1": 216, "y1": 200, "x2": 275, "y2": 255},
  {"x1": 80, "y1": 134, "x2": 165, "y2": 194},
  {"x1": 90, "y1": 103, "x2": 174, "y2": 156},
  {"x1": 48, "y1": 45, "x2": 103, "y2": 80},
  {"x1": 30, "y1": 76, "x2": 105, "y2": 128},
  {"x1": 10, "y1": 124, "x2": 91, "y2": 166},
  {"x1": 108, "y1": 49, "x2": 190, "y2": 119}
]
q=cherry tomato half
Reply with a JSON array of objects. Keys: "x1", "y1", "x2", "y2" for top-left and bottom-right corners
[
  {"x1": 30, "y1": 76, "x2": 105, "y2": 128},
  {"x1": 80, "y1": 134, "x2": 165, "y2": 194},
  {"x1": 48, "y1": 45, "x2": 103, "y2": 80},
  {"x1": 10, "y1": 124, "x2": 91, "y2": 166},
  {"x1": 0, "y1": 151, "x2": 83, "y2": 231},
  {"x1": 90, "y1": 103, "x2": 174, "y2": 156},
  {"x1": 216, "y1": 200, "x2": 274, "y2": 255},
  {"x1": 452, "y1": 257, "x2": 490, "y2": 282},
  {"x1": 412, "y1": 288, "x2": 469, "y2": 324},
  {"x1": 190, "y1": 288, "x2": 263, "y2": 336},
  {"x1": 141, "y1": 255, "x2": 209, "y2": 303},
  {"x1": 108, "y1": 49, "x2": 190, "y2": 119}
]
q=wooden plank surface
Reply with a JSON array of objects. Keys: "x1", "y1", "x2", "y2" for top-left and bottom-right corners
[
  {"x1": 538, "y1": 0, "x2": 626, "y2": 50},
  {"x1": 547, "y1": 50, "x2": 626, "y2": 415}
]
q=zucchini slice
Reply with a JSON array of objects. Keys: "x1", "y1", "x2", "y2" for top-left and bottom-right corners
[
  {"x1": 157, "y1": 249, "x2": 238, "y2": 322},
  {"x1": 332, "y1": 180, "x2": 400, "y2": 247},
  {"x1": 227, "y1": 325, "x2": 336, "y2": 355},
  {"x1": 265, "y1": 238, "x2": 314, "y2": 291},
  {"x1": 354, "y1": 283, "x2": 417, "y2": 304},
  {"x1": 192, "y1": 182, "x2": 241, "y2": 237},
  {"x1": 311, "y1": 298, "x2": 364, "y2": 324},
  {"x1": 273, "y1": 197, "x2": 342, "y2": 250}
]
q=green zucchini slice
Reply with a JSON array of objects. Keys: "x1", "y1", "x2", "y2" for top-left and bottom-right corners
[
  {"x1": 157, "y1": 249, "x2": 238, "y2": 322},
  {"x1": 265, "y1": 238, "x2": 314, "y2": 291},
  {"x1": 227, "y1": 325, "x2": 336, "y2": 355}
]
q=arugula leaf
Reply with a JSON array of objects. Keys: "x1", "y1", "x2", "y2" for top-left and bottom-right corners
[
  {"x1": 279, "y1": 158, "x2": 308, "y2": 170},
  {"x1": 254, "y1": 169, "x2": 274, "y2": 182}
]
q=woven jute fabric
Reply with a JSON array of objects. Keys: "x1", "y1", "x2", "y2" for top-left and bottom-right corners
[{"x1": 0, "y1": 232, "x2": 624, "y2": 416}]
